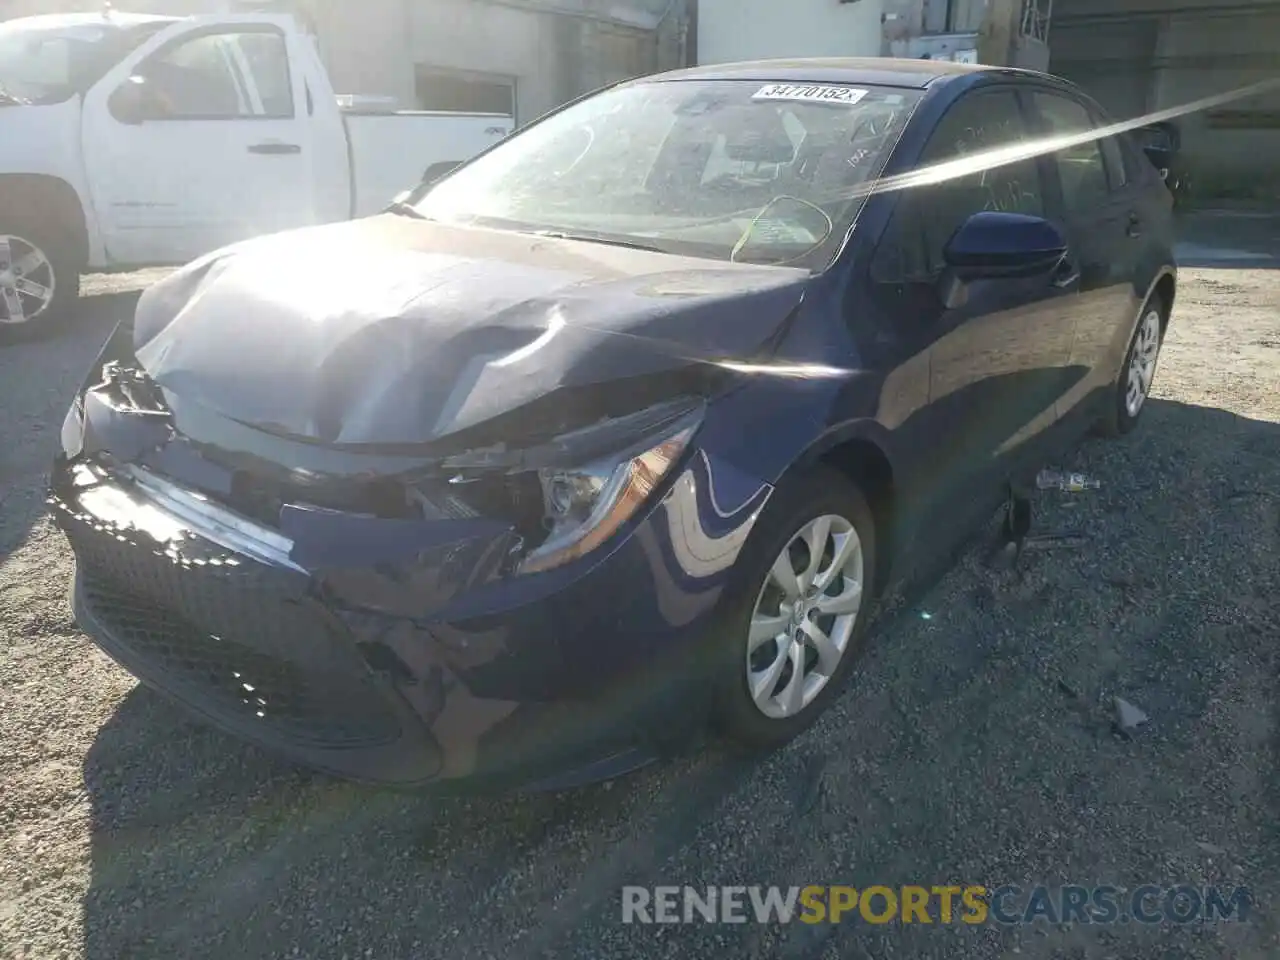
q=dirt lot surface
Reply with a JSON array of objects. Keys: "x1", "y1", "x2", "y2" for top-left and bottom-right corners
[{"x1": 1, "y1": 254, "x2": 1277, "y2": 959}]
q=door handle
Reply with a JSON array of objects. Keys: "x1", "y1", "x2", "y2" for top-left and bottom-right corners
[
  {"x1": 248, "y1": 142, "x2": 302, "y2": 155},
  {"x1": 1126, "y1": 213, "x2": 1142, "y2": 239}
]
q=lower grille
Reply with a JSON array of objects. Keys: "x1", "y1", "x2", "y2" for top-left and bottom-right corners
[
  {"x1": 60, "y1": 498, "x2": 402, "y2": 751},
  {"x1": 82, "y1": 573, "x2": 400, "y2": 749}
]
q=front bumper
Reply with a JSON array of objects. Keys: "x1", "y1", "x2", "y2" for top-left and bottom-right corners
[{"x1": 51, "y1": 450, "x2": 772, "y2": 791}]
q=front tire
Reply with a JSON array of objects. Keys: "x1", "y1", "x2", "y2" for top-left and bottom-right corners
[
  {"x1": 0, "y1": 215, "x2": 80, "y2": 344},
  {"x1": 1097, "y1": 295, "x2": 1166, "y2": 438},
  {"x1": 712, "y1": 467, "x2": 877, "y2": 750}
]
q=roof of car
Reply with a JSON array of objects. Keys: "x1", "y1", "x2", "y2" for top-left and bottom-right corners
[
  {"x1": 0, "y1": 12, "x2": 178, "y2": 31},
  {"x1": 646, "y1": 57, "x2": 1045, "y2": 90}
]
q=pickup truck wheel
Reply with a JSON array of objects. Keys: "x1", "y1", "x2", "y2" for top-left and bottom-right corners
[{"x1": 0, "y1": 223, "x2": 79, "y2": 343}]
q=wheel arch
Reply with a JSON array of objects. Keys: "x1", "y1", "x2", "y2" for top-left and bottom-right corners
[
  {"x1": 0, "y1": 173, "x2": 91, "y2": 269},
  {"x1": 789, "y1": 422, "x2": 900, "y2": 599}
]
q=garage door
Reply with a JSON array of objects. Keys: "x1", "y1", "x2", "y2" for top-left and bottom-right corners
[{"x1": 1050, "y1": 20, "x2": 1157, "y2": 120}]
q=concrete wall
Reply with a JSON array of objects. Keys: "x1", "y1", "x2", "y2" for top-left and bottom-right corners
[
  {"x1": 882, "y1": 0, "x2": 986, "y2": 46},
  {"x1": 310, "y1": 0, "x2": 674, "y2": 124},
  {"x1": 697, "y1": 0, "x2": 885, "y2": 64},
  {"x1": 1049, "y1": 19, "x2": 1159, "y2": 118},
  {"x1": 401, "y1": 0, "x2": 660, "y2": 123},
  {"x1": 1148, "y1": 9, "x2": 1280, "y2": 197},
  {"x1": 1052, "y1": 1, "x2": 1280, "y2": 200}
]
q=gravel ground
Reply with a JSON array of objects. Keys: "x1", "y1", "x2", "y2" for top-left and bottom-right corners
[{"x1": 1, "y1": 254, "x2": 1278, "y2": 960}]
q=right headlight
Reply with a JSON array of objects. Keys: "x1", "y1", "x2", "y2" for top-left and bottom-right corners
[{"x1": 518, "y1": 419, "x2": 697, "y2": 575}]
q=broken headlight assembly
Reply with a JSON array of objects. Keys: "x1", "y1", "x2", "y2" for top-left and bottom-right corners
[{"x1": 439, "y1": 399, "x2": 704, "y2": 576}]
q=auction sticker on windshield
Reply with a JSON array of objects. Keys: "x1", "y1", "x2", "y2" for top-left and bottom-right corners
[{"x1": 752, "y1": 84, "x2": 868, "y2": 106}]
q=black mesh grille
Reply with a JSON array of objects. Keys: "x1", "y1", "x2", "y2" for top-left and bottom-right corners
[{"x1": 58, "y1": 498, "x2": 402, "y2": 751}]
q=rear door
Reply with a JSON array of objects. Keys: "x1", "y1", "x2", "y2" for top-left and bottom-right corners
[
  {"x1": 82, "y1": 17, "x2": 316, "y2": 265},
  {"x1": 1026, "y1": 89, "x2": 1143, "y2": 425},
  {"x1": 865, "y1": 84, "x2": 1078, "y2": 557}
]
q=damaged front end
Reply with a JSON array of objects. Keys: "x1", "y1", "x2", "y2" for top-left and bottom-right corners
[
  {"x1": 60, "y1": 336, "x2": 709, "y2": 590},
  {"x1": 51, "y1": 330, "x2": 769, "y2": 788}
]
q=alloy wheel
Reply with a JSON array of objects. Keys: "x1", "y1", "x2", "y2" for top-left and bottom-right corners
[
  {"x1": 0, "y1": 235, "x2": 57, "y2": 326},
  {"x1": 1125, "y1": 307, "x2": 1163, "y2": 418},
  {"x1": 746, "y1": 514, "x2": 865, "y2": 720}
]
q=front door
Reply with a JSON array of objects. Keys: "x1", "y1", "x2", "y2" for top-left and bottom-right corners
[
  {"x1": 865, "y1": 85, "x2": 1079, "y2": 561},
  {"x1": 82, "y1": 19, "x2": 315, "y2": 266}
]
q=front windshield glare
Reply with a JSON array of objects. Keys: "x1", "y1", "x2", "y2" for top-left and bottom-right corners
[{"x1": 415, "y1": 79, "x2": 922, "y2": 268}]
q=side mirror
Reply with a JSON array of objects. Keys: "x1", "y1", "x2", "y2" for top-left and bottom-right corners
[
  {"x1": 943, "y1": 211, "x2": 1068, "y2": 281},
  {"x1": 1141, "y1": 143, "x2": 1173, "y2": 174},
  {"x1": 108, "y1": 76, "x2": 155, "y2": 125},
  {"x1": 1135, "y1": 122, "x2": 1177, "y2": 174},
  {"x1": 422, "y1": 160, "x2": 461, "y2": 184}
]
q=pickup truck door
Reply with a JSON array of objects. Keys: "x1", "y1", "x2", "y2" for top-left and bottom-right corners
[{"x1": 81, "y1": 16, "x2": 318, "y2": 266}]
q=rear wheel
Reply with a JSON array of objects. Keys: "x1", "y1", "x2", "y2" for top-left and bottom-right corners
[
  {"x1": 0, "y1": 215, "x2": 80, "y2": 343},
  {"x1": 1097, "y1": 296, "x2": 1165, "y2": 438},
  {"x1": 712, "y1": 468, "x2": 877, "y2": 750}
]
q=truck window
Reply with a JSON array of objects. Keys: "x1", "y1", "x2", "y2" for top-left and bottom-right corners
[
  {"x1": 0, "y1": 20, "x2": 168, "y2": 104},
  {"x1": 139, "y1": 29, "x2": 291, "y2": 119},
  {"x1": 234, "y1": 32, "x2": 293, "y2": 118}
]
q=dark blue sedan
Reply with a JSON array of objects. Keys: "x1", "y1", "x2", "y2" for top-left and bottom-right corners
[{"x1": 51, "y1": 58, "x2": 1176, "y2": 792}]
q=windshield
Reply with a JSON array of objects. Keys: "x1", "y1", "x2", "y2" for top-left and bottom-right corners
[
  {"x1": 414, "y1": 79, "x2": 922, "y2": 269},
  {"x1": 0, "y1": 20, "x2": 167, "y2": 105}
]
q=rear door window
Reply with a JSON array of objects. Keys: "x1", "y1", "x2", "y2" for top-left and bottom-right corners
[
  {"x1": 1031, "y1": 92, "x2": 1110, "y2": 215},
  {"x1": 1088, "y1": 107, "x2": 1135, "y2": 192}
]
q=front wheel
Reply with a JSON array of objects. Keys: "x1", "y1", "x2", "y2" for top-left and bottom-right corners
[
  {"x1": 712, "y1": 467, "x2": 877, "y2": 750},
  {"x1": 0, "y1": 218, "x2": 80, "y2": 343}
]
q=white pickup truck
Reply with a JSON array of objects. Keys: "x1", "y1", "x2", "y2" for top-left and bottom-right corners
[{"x1": 0, "y1": 11, "x2": 513, "y2": 338}]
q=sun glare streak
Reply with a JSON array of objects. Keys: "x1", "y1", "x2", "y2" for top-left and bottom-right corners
[
  {"x1": 850, "y1": 76, "x2": 1280, "y2": 204},
  {"x1": 712, "y1": 360, "x2": 854, "y2": 379},
  {"x1": 491, "y1": 306, "x2": 568, "y2": 367}
]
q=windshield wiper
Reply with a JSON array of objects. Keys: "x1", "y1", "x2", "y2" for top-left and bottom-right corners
[
  {"x1": 383, "y1": 200, "x2": 428, "y2": 220},
  {"x1": 527, "y1": 229, "x2": 667, "y2": 254}
]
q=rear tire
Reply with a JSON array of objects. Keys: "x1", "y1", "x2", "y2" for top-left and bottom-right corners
[
  {"x1": 0, "y1": 211, "x2": 81, "y2": 344},
  {"x1": 1096, "y1": 294, "x2": 1166, "y2": 438},
  {"x1": 711, "y1": 467, "x2": 877, "y2": 751}
]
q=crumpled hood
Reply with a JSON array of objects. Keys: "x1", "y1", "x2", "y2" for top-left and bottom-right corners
[{"x1": 131, "y1": 215, "x2": 813, "y2": 447}]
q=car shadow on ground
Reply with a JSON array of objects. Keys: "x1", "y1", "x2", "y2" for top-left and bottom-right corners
[
  {"x1": 0, "y1": 289, "x2": 140, "y2": 569},
  {"x1": 78, "y1": 398, "x2": 1280, "y2": 960}
]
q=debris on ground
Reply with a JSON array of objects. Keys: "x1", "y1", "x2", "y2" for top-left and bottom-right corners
[
  {"x1": 1037, "y1": 470, "x2": 1102, "y2": 493},
  {"x1": 1114, "y1": 697, "x2": 1151, "y2": 737},
  {"x1": 1056, "y1": 679, "x2": 1082, "y2": 701},
  {"x1": 1021, "y1": 533, "x2": 1091, "y2": 551},
  {"x1": 793, "y1": 755, "x2": 827, "y2": 816}
]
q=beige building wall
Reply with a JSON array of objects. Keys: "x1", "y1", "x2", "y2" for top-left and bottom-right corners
[{"x1": 697, "y1": 0, "x2": 885, "y2": 65}]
